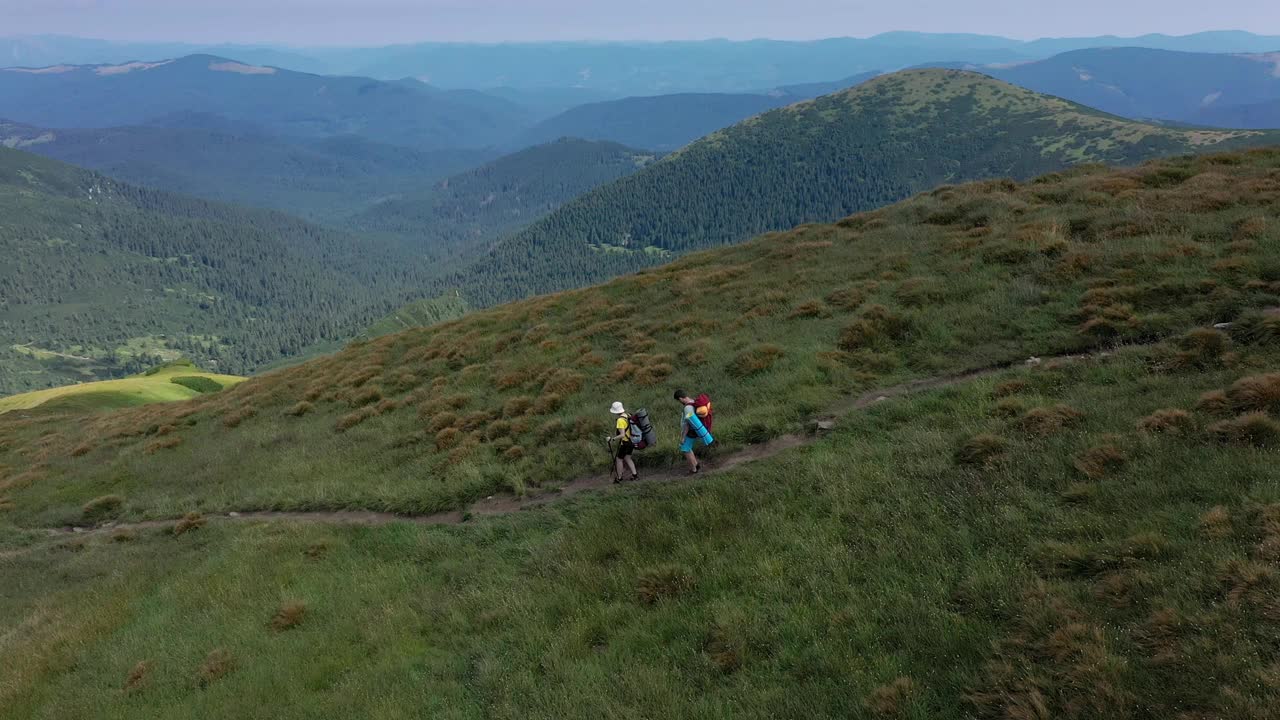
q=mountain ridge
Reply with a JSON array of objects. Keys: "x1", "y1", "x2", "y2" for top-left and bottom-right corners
[{"x1": 455, "y1": 68, "x2": 1280, "y2": 306}]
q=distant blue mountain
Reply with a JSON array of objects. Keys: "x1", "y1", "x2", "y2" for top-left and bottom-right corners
[
  {"x1": 6, "y1": 31, "x2": 1280, "y2": 96},
  {"x1": 0, "y1": 54, "x2": 531, "y2": 149}
]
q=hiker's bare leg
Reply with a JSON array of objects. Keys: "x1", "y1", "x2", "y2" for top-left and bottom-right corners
[
  {"x1": 615, "y1": 458, "x2": 625, "y2": 479},
  {"x1": 625, "y1": 457, "x2": 637, "y2": 477},
  {"x1": 684, "y1": 451, "x2": 698, "y2": 471}
]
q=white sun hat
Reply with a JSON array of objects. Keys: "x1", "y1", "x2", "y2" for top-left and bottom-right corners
[{"x1": 609, "y1": 401, "x2": 626, "y2": 414}]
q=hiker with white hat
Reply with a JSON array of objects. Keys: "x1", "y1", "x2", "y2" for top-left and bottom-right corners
[{"x1": 607, "y1": 401, "x2": 639, "y2": 484}]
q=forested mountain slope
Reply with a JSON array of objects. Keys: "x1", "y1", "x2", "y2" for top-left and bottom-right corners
[
  {"x1": 0, "y1": 55, "x2": 531, "y2": 150},
  {"x1": 0, "y1": 118, "x2": 492, "y2": 220},
  {"x1": 0, "y1": 147, "x2": 442, "y2": 394},
  {"x1": 511, "y1": 93, "x2": 800, "y2": 151},
  {"x1": 346, "y1": 138, "x2": 655, "y2": 260},
  {"x1": 4, "y1": 149, "x2": 1280, "y2": 717},
  {"x1": 458, "y1": 69, "x2": 1280, "y2": 305}
]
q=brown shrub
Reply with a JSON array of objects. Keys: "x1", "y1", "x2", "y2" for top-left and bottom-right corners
[
  {"x1": 69, "y1": 442, "x2": 95, "y2": 457},
  {"x1": 441, "y1": 393, "x2": 471, "y2": 410},
  {"x1": 1226, "y1": 373, "x2": 1280, "y2": 414},
  {"x1": 495, "y1": 371, "x2": 526, "y2": 390},
  {"x1": 637, "y1": 564, "x2": 695, "y2": 605},
  {"x1": 270, "y1": 602, "x2": 307, "y2": 631},
  {"x1": 1208, "y1": 413, "x2": 1280, "y2": 447},
  {"x1": 144, "y1": 436, "x2": 183, "y2": 455},
  {"x1": 866, "y1": 677, "x2": 914, "y2": 717},
  {"x1": 1018, "y1": 405, "x2": 1085, "y2": 436},
  {"x1": 197, "y1": 649, "x2": 235, "y2": 687},
  {"x1": 173, "y1": 512, "x2": 205, "y2": 536},
  {"x1": 607, "y1": 361, "x2": 640, "y2": 384},
  {"x1": 1235, "y1": 216, "x2": 1267, "y2": 240},
  {"x1": 458, "y1": 411, "x2": 491, "y2": 431},
  {"x1": 636, "y1": 363, "x2": 675, "y2": 386},
  {"x1": 388, "y1": 371, "x2": 420, "y2": 393},
  {"x1": 1137, "y1": 409, "x2": 1195, "y2": 435},
  {"x1": 623, "y1": 334, "x2": 657, "y2": 354},
  {"x1": 335, "y1": 407, "x2": 376, "y2": 432},
  {"x1": 82, "y1": 494, "x2": 124, "y2": 523},
  {"x1": 1169, "y1": 328, "x2": 1231, "y2": 370},
  {"x1": 825, "y1": 283, "x2": 878, "y2": 311},
  {"x1": 342, "y1": 367, "x2": 380, "y2": 389},
  {"x1": 895, "y1": 277, "x2": 944, "y2": 307},
  {"x1": 541, "y1": 369, "x2": 585, "y2": 396},
  {"x1": 532, "y1": 393, "x2": 564, "y2": 414},
  {"x1": 1196, "y1": 390, "x2": 1232, "y2": 417},
  {"x1": 426, "y1": 411, "x2": 459, "y2": 433},
  {"x1": 502, "y1": 397, "x2": 533, "y2": 417},
  {"x1": 954, "y1": 434, "x2": 1010, "y2": 467},
  {"x1": 435, "y1": 427, "x2": 462, "y2": 450},
  {"x1": 122, "y1": 660, "x2": 151, "y2": 691},
  {"x1": 703, "y1": 627, "x2": 741, "y2": 673},
  {"x1": 503, "y1": 445, "x2": 525, "y2": 461},
  {"x1": 1200, "y1": 506, "x2": 1232, "y2": 540},
  {"x1": 838, "y1": 305, "x2": 912, "y2": 351},
  {"x1": 1054, "y1": 251, "x2": 1097, "y2": 278},
  {"x1": 988, "y1": 394, "x2": 1029, "y2": 417},
  {"x1": 485, "y1": 420, "x2": 513, "y2": 441},
  {"x1": 373, "y1": 398, "x2": 399, "y2": 415},
  {"x1": 537, "y1": 418, "x2": 568, "y2": 441},
  {"x1": 348, "y1": 385, "x2": 383, "y2": 408},
  {"x1": 1072, "y1": 444, "x2": 1128, "y2": 479},
  {"x1": 788, "y1": 300, "x2": 831, "y2": 319},
  {"x1": 222, "y1": 406, "x2": 257, "y2": 429},
  {"x1": 1217, "y1": 558, "x2": 1276, "y2": 609},
  {"x1": 111, "y1": 528, "x2": 136, "y2": 543},
  {"x1": 284, "y1": 401, "x2": 314, "y2": 417},
  {"x1": 1133, "y1": 607, "x2": 1183, "y2": 667},
  {"x1": 993, "y1": 379, "x2": 1030, "y2": 398},
  {"x1": 727, "y1": 345, "x2": 784, "y2": 378}
]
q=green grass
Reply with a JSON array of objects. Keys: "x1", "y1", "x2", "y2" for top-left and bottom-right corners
[
  {"x1": 2, "y1": 343, "x2": 1278, "y2": 717},
  {"x1": 0, "y1": 360, "x2": 243, "y2": 415},
  {"x1": 3, "y1": 149, "x2": 1280, "y2": 528},
  {"x1": 3, "y1": 148, "x2": 1280, "y2": 718}
]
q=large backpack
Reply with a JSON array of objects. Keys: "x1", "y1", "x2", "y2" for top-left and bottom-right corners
[
  {"x1": 631, "y1": 408, "x2": 657, "y2": 449},
  {"x1": 627, "y1": 413, "x2": 644, "y2": 446},
  {"x1": 693, "y1": 393, "x2": 714, "y2": 430}
]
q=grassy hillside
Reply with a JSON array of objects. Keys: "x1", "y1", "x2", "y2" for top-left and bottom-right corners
[
  {"x1": 346, "y1": 138, "x2": 655, "y2": 261},
  {"x1": 0, "y1": 117, "x2": 491, "y2": 221},
  {"x1": 0, "y1": 55, "x2": 531, "y2": 150},
  {"x1": 984, "y1": 48, "x2": 1280, "y2": 127},
  {"x1": 0, "y1": 147, "x2": 450, "y2": 394},
  {"x1": 0, "y1": 360, "x2": 243, "y2": 415},
  {"x1": 511, "y1": 93, "x2": 799, "y2": 152},
  {"x1": 3, "y1": 148, "x2": 1280, "y2": 718},
  {"x1": 3, "y1": 145, "x2": 1279, "y2": 525},
  {"x1": 458, "y1": 69, "x2": 1280, "y2": 306}
]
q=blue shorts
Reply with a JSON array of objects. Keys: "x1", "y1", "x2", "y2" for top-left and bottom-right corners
[{"x1": 681, "y1": 436, "x2": 710, "y2": 452}]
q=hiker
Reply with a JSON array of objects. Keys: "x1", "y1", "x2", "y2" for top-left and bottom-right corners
[
  {"x1": 608, "y1": 401, "x2": 639, "y2": 483},
  {"x1": 673, "y1": 389, "x2": 714, "y2": 474}
]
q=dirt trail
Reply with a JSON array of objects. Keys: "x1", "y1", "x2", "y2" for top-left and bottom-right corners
[{"x1": 21, "y1": 346, "x2": 1119, "y2": 544}]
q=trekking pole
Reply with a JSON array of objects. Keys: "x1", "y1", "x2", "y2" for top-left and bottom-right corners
[{"x1": 603, "y1": 436, "x2": 618, "y2": 481}]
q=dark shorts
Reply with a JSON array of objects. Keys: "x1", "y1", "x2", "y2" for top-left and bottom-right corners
[{"x1": 616, "y1": 440, "x2": 634, "y2": 458}]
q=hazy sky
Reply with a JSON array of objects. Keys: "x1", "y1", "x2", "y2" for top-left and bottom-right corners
[{"x1": 3, "y1": 0, "x2": 1276, "y2": 45}]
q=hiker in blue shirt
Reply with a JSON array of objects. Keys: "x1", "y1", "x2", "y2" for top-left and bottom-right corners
[{"x1": 673, "y1": 389, "x2": 713, "y2": 474}]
